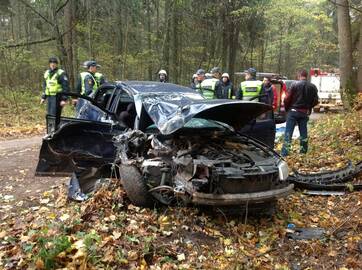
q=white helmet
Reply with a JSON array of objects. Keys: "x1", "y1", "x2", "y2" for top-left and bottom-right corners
[
  {"x1": 158, "y1": 69, "x2": 167, "y2": 76},
  {"x1": 222, "y1": 73, "x2": 230, "y2": 78}
]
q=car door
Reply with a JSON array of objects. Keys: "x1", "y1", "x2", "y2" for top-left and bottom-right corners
[{"x1": 36, "y1": 87, "x2": 127, "y2": 176}]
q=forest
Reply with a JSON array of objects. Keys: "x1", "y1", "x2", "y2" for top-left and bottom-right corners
[
  {"x1": 0, "y1": 0, "x2": 361, "y2": 91},
  {"x1": 0, "y1": 1, "x2": 362, "y2": 269}
]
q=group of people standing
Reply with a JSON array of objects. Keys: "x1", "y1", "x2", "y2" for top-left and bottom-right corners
[
  {"x1": 41, "y1": 57, "x2": 105, "y2": 116},
  {"x1": 190, "y1": 66, "x2": 276, "y2": 108}
]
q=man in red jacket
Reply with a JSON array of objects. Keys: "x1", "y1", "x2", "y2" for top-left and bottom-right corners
[{"x1": 281, "y1": 70, "x2": 319, "y2": 156}]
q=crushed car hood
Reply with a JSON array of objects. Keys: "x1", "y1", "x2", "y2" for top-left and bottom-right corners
[{"x1": 132, "y1": 91, "x2": 271, "y2": 135}]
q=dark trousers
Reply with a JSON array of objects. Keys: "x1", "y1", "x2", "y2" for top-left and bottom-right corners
[
  {"x1": 46, "y1": 96, "x2": 57, "y2": 116},
  {"x1": 281, "y1": 110, "x2": 309, "y2": 156}
]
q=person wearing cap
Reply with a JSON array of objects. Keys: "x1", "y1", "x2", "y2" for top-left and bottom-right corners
[
  {"x1": 41, "y1": 57, "x2": 69, "y2": 116},
  {"x1": 158, "y1": 69, "x2": 168, "y2": 83},
  {"x1": 77, "y1": 60, "x2": 105, "y2": 96},
  {"x1": 221, "y1": 73, "x2": 233, "y2": 99},
  {"x1": 73, "y1": 60, "x2": 106, "y2": 112},
  {"x1": 236, "y1": 67, "x2": 263, "y2": 101},
  {"x1": 199, "y1": 67, "x2": 223, "y2": 99},
  {"x1": 191, "y1": 69, "x2": 206, "y2": 90}
]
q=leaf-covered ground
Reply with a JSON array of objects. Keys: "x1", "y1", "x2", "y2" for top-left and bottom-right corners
[
  {"x1": 0, "y1": 181, "x2": 361, "y2": 269},
  {"x1": 0, "y1": 89, "x2": 74, "y2": 139},
  {"x1": 0, "y1": 104, "x2": 361, "y2": 269},
  {"x1": 0, "y1": 90, "x2": 45, "y2": 139}
]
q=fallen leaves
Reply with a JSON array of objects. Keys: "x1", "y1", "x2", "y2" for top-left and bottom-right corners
[{"x1": 0, "y1": 112, "x2": 361, "y2": 269}]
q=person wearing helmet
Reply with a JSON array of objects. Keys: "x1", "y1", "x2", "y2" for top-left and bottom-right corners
[
  {"x1": 199, "y1": 67, "x2": 223, "y2": 99},
  {"x1": 191, "y1": 69, "x2": 206, "y2": 90},
  {"x1": 190, "y1": 74, "x2": 198, "y2": 89},
  {"x1": 158, "y1": 69, "x2": 168, "y2": 83},
  {"x1": 221, "y1": 73, "x2": 233, "y2": 99},
  {"x1": 41, "y1": 57, "x2": 69, "y2": 116},
  {"x1": 236, "y1": 67, "x2": 263, "y2": 101}
]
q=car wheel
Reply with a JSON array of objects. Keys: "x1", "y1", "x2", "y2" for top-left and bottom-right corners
[
  {"x1": 313, "y1": 107, "x2": 320, "y2": 113},
  {"x1": 119, "y1": 164, "x2": 154, "y2": 207}
]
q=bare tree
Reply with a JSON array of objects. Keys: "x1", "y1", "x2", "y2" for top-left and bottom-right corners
[{"x1": 358, "y1": 15, "x2": 362, "y2": 92}]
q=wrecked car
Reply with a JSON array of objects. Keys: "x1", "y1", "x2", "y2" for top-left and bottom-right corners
[{"x1": 36, "y1": 81, "x2": 293, "y2": 211}]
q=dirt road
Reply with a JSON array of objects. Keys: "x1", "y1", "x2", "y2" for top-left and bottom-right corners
[{"x1": 0, "y1": 136, "x2": 67, "y2": 218}]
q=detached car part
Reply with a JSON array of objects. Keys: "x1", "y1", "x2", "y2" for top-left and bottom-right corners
[{"x1": 289, "y1": 161, "x2": 362, "y2": 191}]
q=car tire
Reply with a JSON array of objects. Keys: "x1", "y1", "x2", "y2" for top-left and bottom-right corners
[
  {"x1": 313, "y1": 107, "x2": 320, "y2": 113},
  {"x1": 119, "y1": 164, "x2": 154, "y2": 207}
]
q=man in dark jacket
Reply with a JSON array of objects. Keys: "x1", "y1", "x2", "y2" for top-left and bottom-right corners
[
  {"x1": 261, "y1": 77, "x2": 274, "y2": 106},
  {"x1": 281, "y1": 69, "x2": 319, "y2": 156}
]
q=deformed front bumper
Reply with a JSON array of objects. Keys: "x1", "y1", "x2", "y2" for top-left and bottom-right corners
[{"x1": 191, "y1": 184, "x2": 294, "y2": 206}]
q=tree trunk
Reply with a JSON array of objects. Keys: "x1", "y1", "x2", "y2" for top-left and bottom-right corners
[
  {"x1": 171, "y1": 1, "x2": 179, "y2": 84},
  {"x1": 357, "y1": 15, "x2": 362, "y2": 92},
  {"x1": 277, "y1": 24, "x2": 283, "y2": 74},
  {"x1": 162, "y1": 1, "x2": 171, "y2": 76},
  {"x1": 64, "y1": 0, "x2": 76, "y2": 89},
  {"x1": 146, "y1": 0, "x2": 152, "y2": 80},
  {"x1": 228, "y1": 22, "x2": 240, "y2": 83},
  {"x1": 336, "y1": 0, "x2": 353, "y2": 90},
  {"x1": 221, "y1": 4, "x2": 228, "y2": 71}
]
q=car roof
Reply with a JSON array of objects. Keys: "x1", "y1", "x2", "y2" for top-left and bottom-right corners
[{"x1": 116, "y1": 81, "x2": 197, "y2": 95}]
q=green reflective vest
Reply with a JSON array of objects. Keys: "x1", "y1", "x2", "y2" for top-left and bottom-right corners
[
  {"x1": 200, "y1": 78, "x2": 219, "y2": 99},
  {"x1": 240, "y1": 80, "x2": 263, "y2": 101},
  {"x1": 94, "y1": 72, "x2": 104, "y2": 86},
  {"x1": 80, "y1": 72, "x2": 103, "y2": 94},
  {"x1": 44, "y1": 69, "x2": 65, "y2": 96}
]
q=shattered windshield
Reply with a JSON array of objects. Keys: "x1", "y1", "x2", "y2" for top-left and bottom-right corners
[
  {"x1": 146, "y1": 118, "x2": 226, "y2": 132},
  {"x1": 183, "y1": 118, "x2": 225, "y2": 129}
]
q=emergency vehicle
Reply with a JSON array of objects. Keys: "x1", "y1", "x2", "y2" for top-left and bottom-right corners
[{"x1": 310, "y1": 68, "x2": 342, "y2": 112}]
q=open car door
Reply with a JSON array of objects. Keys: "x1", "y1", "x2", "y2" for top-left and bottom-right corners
[{"x1": 36, "y1": 88, "x2": 126, "y2": 176}]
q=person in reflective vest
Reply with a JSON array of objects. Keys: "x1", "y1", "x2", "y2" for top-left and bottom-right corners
[
  {"x1": 74, "y1": 60, "x2": 106, "y2": 113},
  {"x1": 191, "y1": 69, "x2": 206, "y2": 91},
  {"x1": 236, "y1": 68, "x2": 263, "y2": 101},
  {"x1": 199, "y1": 67, "x2": 223, "y2": 99},
  {"x1": 77, "y1": 60, "x2": 105, "y2": 96},
  {"x1": 40, "y1": 57, "x2": 69, "y2": 116}
]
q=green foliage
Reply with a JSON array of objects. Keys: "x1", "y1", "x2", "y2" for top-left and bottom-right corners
[
  {"x1": 36, "y1": 235, "x2": 71, "y2": 270},
  {"x1": 0, "y1": 0, "x2": 341, "y2": 88},
  {"x1": 0, "y1": 87, "x2": 44, "y2": 127},
  {"x1": 83, "y1": 231, "x2": 101, "y2": 264}
]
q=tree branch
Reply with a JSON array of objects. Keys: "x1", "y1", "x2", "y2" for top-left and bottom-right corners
[
  {"x1": 18, "y1": 0, "x2": 55, "y2": 26},
  {"x1": 2, "y1": 37, "x2": 56, "y2": 48},
  {"x1": 56, "y1": 0, "x2": 70, "y2": 14}
]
